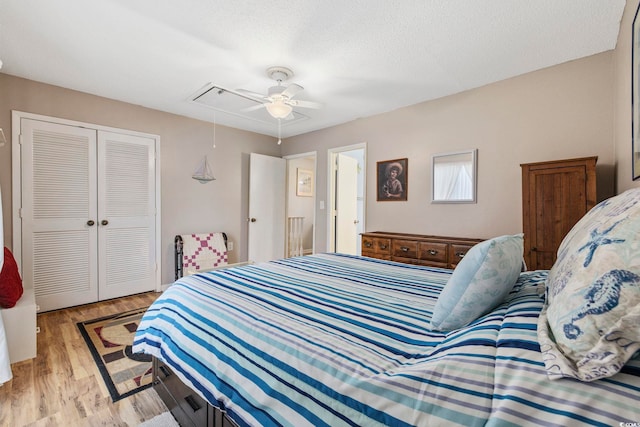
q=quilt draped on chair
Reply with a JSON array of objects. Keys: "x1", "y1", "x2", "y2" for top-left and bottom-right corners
[{"x1": 180, "y1": 233, "x2": 227, "y2": 276}]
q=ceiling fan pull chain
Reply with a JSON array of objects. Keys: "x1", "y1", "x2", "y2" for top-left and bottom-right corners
[
  {"x1": 213, "y1": 110, "x2": 217, "y2": 148},
  {"x1": 277, "y1": 119, "x2": 282, "y2": 145}
]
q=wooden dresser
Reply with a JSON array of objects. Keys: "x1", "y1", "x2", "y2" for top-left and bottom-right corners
[
  {"x1": 361, "y1": 232, "x2": 483, "y2": 269},
  {"x1": 521, "y1": 156, "x2": 597, "y2": 270}
]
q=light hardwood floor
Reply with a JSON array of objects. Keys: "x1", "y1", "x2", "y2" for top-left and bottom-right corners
[{"x1": 0, "y1": 292, "x2": 168, "y2": 427}]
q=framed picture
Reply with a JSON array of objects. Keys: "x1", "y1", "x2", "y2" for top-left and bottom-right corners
[
  {"x1": 296, "y1": 168, "x2": 313, "y2": 197},
  {"x1": 377, "y1": 158, "x2": 408, "y2": 201},
  {"x1": 432, "y1": 149, "x2": 477, "y2": 204},
  {"x1": 633, "y1": 2, "x2": 640, "y2": 180}
]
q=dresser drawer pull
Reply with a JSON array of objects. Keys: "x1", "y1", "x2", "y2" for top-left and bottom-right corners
[
  {"x1": 400, "y1": 246, "x2": 409, "y2": 252},
  {"x1": 428, "y1": 249, "x2": 438, "y2": 255},
  {"x1": 184, "y1": 395, "x2": 202, "y2": 412},
  {"x1": 364, "y1": 242, "x2": 372, "y2": 248},
  {"x1": 159, "y1": 365, "x2": 171, "y2": 378},
  {"x1": 380, "y1": 244, "x2": 387, "y2": 249},
  {"x1": 456, "y1": 252, "x2": 466, "y2": 258}
]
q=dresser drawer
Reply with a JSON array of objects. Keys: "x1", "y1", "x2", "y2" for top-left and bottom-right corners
[
  {"x1": 155, "y1": 361, "x2": 209, "y2": 427},
  {"x1": 154, "y1": 375, "x2": 196, "y2": 427},
  {"x1": 418, "y1": 242, "x2": 447, "y2": 263},
  {"x1": 417, "y1": 259, "x2": 448, "y2": 269},
  {"x1": 392, "y1": 240, "x2": 418, "y2": 259},
  {"x1": 450, "y1": 244, "x2": 475, "y2": 267},
  {"x1": 362, "y1": 250, "x2": 391, "y2": 261},
  {"x1": 392, "y1": 256, "x2": 420, "y2": 265},
  {"x1": 363, "y1": 237, "x2": 391, "y2": 254},
  {"x1": 393, "y1": 256, "x2": 448, "y2": 269}
]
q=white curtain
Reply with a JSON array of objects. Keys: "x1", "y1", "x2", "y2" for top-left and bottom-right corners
[{"x1": 434, "y1": 161, "x2": 473, "y2": 200}]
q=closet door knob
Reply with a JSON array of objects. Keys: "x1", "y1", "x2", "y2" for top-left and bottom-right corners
[
  {"x1": 101, "y1": 219, "x2": 109, "y2": 226},
  {"x1": 87, "y1": 220, "x2": 95, "y2": 226}
]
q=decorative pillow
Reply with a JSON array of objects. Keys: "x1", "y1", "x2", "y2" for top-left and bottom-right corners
[
  {"x1": 0, "y1": 247, "x2": 24, "y2": 309},
  {"x1": 538, "y1": 188, "x2": 640, "y2": 381},
  {"x1": 430, "y1": 234, "x2": 524, "y2": 332}
]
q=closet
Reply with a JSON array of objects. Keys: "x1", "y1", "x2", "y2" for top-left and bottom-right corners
[
  {"x1": 521, "y1": 156, "x2": 597, "y2": 271},
  {"x1": 15, "y1": 114, "x2": 159, "y2": 312}
]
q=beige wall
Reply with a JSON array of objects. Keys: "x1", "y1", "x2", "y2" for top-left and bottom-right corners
[
  {"x1": 0, "y1": 74, "x2": 280, "y2": 285},
  {"x1": 615, "y1": 0, "x2": 640, "y2": 192},
  {"x1": 282, "y1": 53, "x2": 617, "y2": 252},
  {"x1": 3, "y1": 11, "x2": 635, "y2": 284}
]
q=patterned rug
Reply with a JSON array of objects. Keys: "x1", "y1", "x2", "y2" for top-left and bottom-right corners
[{"x1": 77, "y1": 307, "x2": 152, "y2": 402}]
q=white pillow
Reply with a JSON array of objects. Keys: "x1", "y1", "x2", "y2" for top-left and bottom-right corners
[
  {"x1": 430, "y1": 234, "x2": 524, "y2": 332},
  {"x1": 538, "y1": 188, "x2": 640, "y2": 381}
]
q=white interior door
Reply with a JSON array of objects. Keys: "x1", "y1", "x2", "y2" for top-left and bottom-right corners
[
  {"x1": 335, "y1": 154, "x2": 359, "y2": 254},
  {"x1": 97, "y1": 131, "x2": 156, "y2": 300},
  {"x1": 248, "y1": 153, "x2": 286, "y2": 263},
  {"x1": 21, "y1": 119, "x2": 99, "y2": 311}
]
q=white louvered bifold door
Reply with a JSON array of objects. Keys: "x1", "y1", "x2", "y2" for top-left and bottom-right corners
[
  {"x1": 21, "y1": 119, "x2": 99, "y2": 312},
  {"x1": 97, "y1": 131, "x2": 156, "y2": 300}
]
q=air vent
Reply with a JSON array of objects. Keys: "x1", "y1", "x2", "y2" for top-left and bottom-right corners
[
  {"x1": 190, "y1": 84, "x2": 309, "y2": 125},
  {"x1": 192, "y1": 85, "x2": 261, "y2": 110}
]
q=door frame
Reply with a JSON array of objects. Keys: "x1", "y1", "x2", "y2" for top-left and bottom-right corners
[
  {"x1": 327, "y1": 143, "x2": 367, "y2": 253},
  {"x1": 283, "y1": 151, "x2": 317, "y2": 256},
  {"x1": 11, "y1": 110, "x2": 162, "y2": 291}
]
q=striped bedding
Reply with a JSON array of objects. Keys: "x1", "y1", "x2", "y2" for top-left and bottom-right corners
[{"x1": 133, "y1": 253, "x2": 640, "y2": 426}]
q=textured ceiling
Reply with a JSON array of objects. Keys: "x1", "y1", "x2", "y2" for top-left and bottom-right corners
[{"x1": 0, "y1": 0, "x2": 626, "y2": 138}]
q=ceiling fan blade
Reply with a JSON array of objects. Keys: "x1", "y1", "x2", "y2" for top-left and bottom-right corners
[
  {"x1": 281, "y1": 83, "x2": 303, "y2": 99},
  {"x1": 241, "y1": 103, "x2": 266, "y2": 113},
  {"x1": 289, "y1": 99, "x2": 322, "y2": 109}
]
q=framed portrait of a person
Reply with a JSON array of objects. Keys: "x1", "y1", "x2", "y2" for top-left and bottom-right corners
[{"x1": 377, "y1": 158, "x2": 408, "y2": 201}]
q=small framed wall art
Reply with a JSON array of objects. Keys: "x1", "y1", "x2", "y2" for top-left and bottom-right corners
[
  {"x1": 377, "y1": 158, "x2": 407, "y2": 201},
  {"x1": 296, "y1": 168, "x2": 313, "y2": 197}
]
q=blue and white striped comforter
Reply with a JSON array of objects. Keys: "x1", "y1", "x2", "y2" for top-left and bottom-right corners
[{"x1": 133, "y1": 253, "x2": 640, "y2": 427}]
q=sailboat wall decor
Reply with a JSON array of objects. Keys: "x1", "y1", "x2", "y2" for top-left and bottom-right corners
[{"x1": 192, "y1": 155, "x2": 216, "y2": 183}]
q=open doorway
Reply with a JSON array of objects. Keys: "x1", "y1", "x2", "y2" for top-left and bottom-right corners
[
  {"x1": 284, "y1": 152, "x2": 317, "y2": 257},
  {"x1": 328, "y1": 143, "x2": 366, "y2": 255}
]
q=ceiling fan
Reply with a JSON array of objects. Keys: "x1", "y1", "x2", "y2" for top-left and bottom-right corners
[{"x1": 238, "y1": 67, "x2": 322, "y2": 119}]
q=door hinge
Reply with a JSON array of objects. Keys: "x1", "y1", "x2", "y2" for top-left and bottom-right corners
[
  {"x1": 19, "y1": 134, "x2": 23, "y2": 145},
  {"x1": 18, "y1": 208, "x2": 23, "y2": 218}
]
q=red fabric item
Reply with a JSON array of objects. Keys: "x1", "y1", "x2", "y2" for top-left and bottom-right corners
[{"x1": 0, "y1": 247, "x2": 23, "y2": 308}]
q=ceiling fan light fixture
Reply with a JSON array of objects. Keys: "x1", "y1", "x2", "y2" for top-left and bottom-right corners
[{"x1": 265, "y1": 100, "x2": 292, "y2": 119}]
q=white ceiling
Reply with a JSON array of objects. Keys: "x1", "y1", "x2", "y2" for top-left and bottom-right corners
[{"x1": 0, "y1": 0, "x2": 626, "y2": 139}]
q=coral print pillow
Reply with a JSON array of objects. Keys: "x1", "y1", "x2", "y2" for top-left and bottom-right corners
[{"x1": 537, "y1": 188, "x2": 640, "y2": 381}]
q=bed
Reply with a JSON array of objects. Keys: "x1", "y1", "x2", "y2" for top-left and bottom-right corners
[{"x1": 134, "y1": 189, "x2": 640, "y2": 427}]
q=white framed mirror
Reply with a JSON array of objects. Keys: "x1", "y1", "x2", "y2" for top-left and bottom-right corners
[{"x1": 431, "y1": 149, "x2": 477, "y2": 203}]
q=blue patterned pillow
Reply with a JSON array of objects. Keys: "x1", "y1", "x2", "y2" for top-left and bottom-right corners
[
  {"x1": 430, "y1": 234, "x2": 524, "y2": 332},
  {"x1": 538, "y1": 188, "x2": 640, "y2": 381}
]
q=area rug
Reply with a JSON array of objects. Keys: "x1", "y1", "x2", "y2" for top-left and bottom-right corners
[
  {"x1": 138, "y1": 412, "x2": 179, "y2": 427},
  {"x1": 77, "y1": 307, "x2": 152, "y2": 402}
]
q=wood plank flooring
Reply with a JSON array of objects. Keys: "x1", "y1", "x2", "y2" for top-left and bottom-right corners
[{"x1": 0, "y1": 292, "x2": 168, "y2": 427}]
